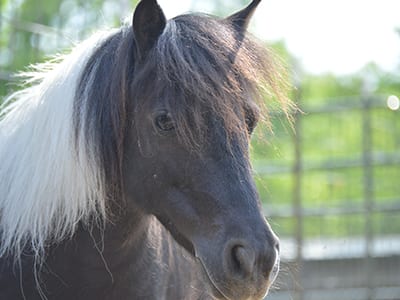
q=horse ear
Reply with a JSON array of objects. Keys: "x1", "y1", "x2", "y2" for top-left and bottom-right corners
[
  {"x1": 132, "y1": 0, "x2": 166, "y2": 61},
  {"x1": 226, "y1": 0, "x2": 261, "y2": 33}
]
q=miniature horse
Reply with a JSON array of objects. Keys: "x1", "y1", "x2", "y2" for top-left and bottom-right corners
[{"x1": 0, "y1": 0, "x2": 288, "y2": 299}]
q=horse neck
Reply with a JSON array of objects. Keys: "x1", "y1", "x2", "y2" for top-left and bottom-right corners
[
  {"x1": 45, "y1": 209, "x2": 158, "y2": 284},
  {"x1": 41, "y1": 206, "x2": 205, "y2": 299},
  {"x1": 73, "y1": 209, "x2": 157, "y2": 268}
]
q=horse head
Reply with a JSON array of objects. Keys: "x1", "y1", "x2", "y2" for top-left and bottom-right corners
[{"x1": 122, "y1": 1, "x2": 280, "y2": 298}]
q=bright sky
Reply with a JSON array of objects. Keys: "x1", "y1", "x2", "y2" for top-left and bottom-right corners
[{"x1": 158, "y1": 0, "x2": 400, "y2": 75}]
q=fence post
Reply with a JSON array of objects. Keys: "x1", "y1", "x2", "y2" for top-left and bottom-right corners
[
  {"x1": 361, "y1": 85, "x2": 375, "y2": 300},
  {"x1": 292, "y1": 82, "x2": 304, "y2": 300}
]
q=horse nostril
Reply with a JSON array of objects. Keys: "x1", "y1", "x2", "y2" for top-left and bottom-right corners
[
  {"x1": 274, "y1": 237, "x2": 280, "y2": 253},
  {"x1": 230, "y1": 245, "x2": 255, "y2": 277}
]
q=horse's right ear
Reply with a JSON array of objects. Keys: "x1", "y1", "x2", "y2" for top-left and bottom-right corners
[
  {"x1": 227, "y1": 0, "x2": 261, "y2": 34},
  {"x1": 132, "y1": 0, "x2": 166, "y2": 61}
]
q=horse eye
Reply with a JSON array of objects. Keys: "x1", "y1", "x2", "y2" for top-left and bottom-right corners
[
  {"x1": 244, "y1": 105, "x2": 260, "y2": 135},
  {"x1": 245, "y1": 113, "x2": 257, "y2": 134},
  {"x1": 155, "y1": 112, "x2": 175, "y2": 132}
]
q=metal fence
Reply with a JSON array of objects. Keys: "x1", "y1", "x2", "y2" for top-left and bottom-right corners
[{"x1": 257, "y1": 93, "x2": 400, "y2": 300}]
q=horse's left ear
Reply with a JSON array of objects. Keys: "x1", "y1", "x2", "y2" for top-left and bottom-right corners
[
  {"x1": 226, "y1": 0, "x2": 261, "y2": 33},
  {"x1": 132, "y1": 0, "x2": 166, "y2": 61}
]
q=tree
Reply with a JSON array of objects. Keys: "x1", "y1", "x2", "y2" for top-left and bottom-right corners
[{"x1": 0, "y1": 0, "x2": 140, "y2": 98}]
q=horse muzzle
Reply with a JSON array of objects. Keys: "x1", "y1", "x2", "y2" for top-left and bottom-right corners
[{"x1": 194, "y1": 232, "x2": 280, "y2": 300}]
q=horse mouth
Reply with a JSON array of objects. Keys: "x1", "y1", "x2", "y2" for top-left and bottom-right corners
[
  {"x1": 196, "y1": 256, "x2": 235, "y2": 300},
  {"x1": 195, "y1": 249, "x2": 276, "y2": 300}
]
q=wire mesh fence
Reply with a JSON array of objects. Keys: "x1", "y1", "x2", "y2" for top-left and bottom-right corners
[{"x1": 256, "y1": 93, "x2": 400, "y2": 300}]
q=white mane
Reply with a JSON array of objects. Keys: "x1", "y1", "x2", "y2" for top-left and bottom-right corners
[{"x1": 0, "y1": 30, "x2": 116, "y2": 260}]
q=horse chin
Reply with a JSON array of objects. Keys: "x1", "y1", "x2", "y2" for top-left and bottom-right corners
[{"x1": 195, "y1": 256, "x2": 234, "y2": 300}]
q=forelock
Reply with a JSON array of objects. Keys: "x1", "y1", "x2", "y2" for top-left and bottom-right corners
[{"x1": 132, "y1": 13, "x2": 293, "y2": 152}]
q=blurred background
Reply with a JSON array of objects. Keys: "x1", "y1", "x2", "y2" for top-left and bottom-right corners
[{"x1": 1, "y1": 0, "x2": 399, "y2": 299}]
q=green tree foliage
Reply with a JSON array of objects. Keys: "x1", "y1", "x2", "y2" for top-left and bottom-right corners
[{"x1": 0, "y1": 0, "x2": 140, "y2": 97}]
